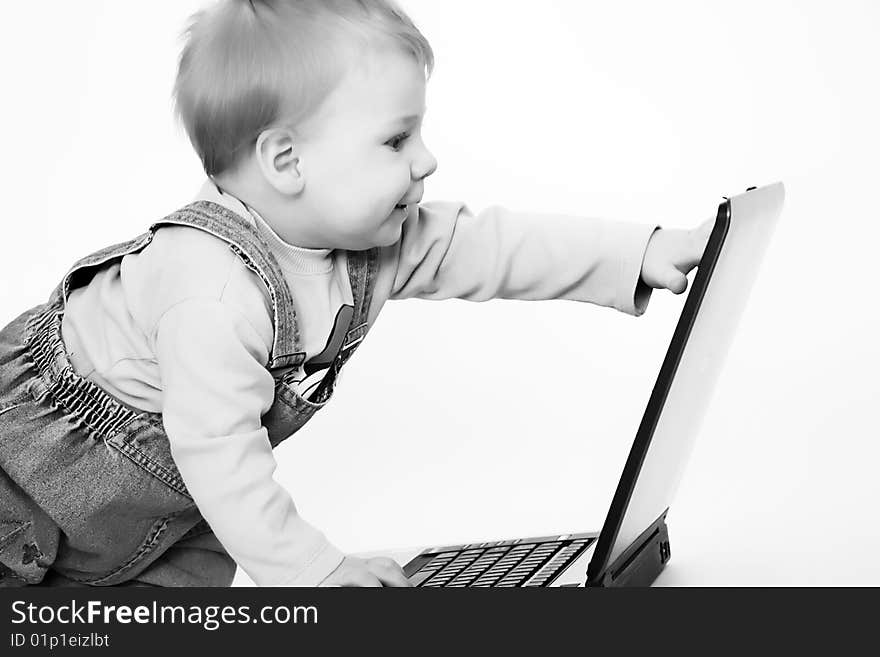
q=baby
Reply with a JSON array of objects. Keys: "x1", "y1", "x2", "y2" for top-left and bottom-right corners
[{"x1": 0, "y1": 0, "x2": 711, "y2": 587}]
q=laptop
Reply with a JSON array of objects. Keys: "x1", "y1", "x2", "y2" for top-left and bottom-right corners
[{"x1": 361, "y1": 182, "x2": 786, "y2": 587}]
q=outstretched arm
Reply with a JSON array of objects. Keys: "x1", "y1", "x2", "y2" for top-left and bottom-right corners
[{"x1": 377, "y1": 201, "x2": 661, "y2": 316}]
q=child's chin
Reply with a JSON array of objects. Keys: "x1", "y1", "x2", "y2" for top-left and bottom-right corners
[
  {"x1": 373, "y1": 226, "x2": 403, "y2": 248},
  {"x1": 372, "y1": 218, "x2": 405, "y2": 246}
]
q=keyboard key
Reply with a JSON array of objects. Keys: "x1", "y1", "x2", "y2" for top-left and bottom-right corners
[{"x1": 409, "y1": 570, "x2": 436, "y2": 587}]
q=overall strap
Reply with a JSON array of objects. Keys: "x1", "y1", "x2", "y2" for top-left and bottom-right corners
[
  {"x1": 305, "y1": 246, "x2": 378, "y2": 405},
  {"x1": 343, "y1": 246, "x2": 379, "y2": 346},
  {"x1": 150, "y1": 200, "x2": 304, "y2": 370},
  {"x1": 57, "y1": 232, "x2": 155, "y2": 308}
]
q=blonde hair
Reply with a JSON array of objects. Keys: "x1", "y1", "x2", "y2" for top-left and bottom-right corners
[{"x1": 173, "y1": 0, "x2": 434, "y2": 176}]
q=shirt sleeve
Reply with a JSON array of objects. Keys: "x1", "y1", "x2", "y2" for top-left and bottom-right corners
[
  {"x1": 154, "y1": 297, "x2": 345, "y2": 586},
  {"x1": 387, "y1": 201, "x2": 659, "y2": 316}
]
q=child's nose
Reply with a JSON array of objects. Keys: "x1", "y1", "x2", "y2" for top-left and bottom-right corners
[{"x1": 413, "y1": 146, "x2": 437, "y2": 181}]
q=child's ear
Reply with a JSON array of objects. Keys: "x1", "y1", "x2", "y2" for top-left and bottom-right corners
[{"x1": 255, "y1": 128, "x2": 304, "y2": 195}]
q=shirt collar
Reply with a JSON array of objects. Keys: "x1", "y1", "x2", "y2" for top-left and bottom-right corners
[
  {"x1": 192, "y1": 179, "x2": 333, "y2": 275},
  {"x1": 193, "y1": 179, "x2": 256, "y2": 225}
]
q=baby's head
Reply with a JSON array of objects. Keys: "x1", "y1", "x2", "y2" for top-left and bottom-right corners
[{"x1": 173, "y1": 0, "x2": 438, "y2": 249}]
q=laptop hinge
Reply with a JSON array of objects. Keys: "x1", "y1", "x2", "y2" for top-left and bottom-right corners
[{"x1": 587, "y1": 510, "x2": 672, "y2": 588}]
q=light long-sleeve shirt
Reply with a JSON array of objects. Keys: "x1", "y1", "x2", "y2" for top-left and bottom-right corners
[{"x1": 61, "y1": 181, "x2": 658, "y2": 585}]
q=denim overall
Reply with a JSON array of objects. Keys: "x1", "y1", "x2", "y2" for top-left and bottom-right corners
[{"x1": 0, "y1": 201, "x2": 377, "y2": 586}]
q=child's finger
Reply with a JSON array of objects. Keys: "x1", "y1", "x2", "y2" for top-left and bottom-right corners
[
  {"x1": 348, "y1": 571, "x2": 384, "y2": 587},
  {"x1": 690, "y1": 217, "x2": 714, "y2": 257},
  {"x1": 367, "y1": 558, "x2": 413, "y2": 587},
  {"x1": 666, "y1": 270, "x2": 689, "y2": 294}
]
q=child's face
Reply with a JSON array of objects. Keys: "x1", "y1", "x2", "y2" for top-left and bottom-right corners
[{"x1": 293, "y1": 47, "x2": 437, "y2": 250}]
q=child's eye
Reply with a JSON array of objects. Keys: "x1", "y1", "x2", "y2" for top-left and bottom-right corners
[{"x1": 386, "y1": 133, "x2": 410, "y2": 151}]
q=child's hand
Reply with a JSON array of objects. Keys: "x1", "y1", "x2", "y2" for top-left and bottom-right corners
[
  {"x1": 319, "y1": 555, "x2": 414, "y2": 587},
  {"x1": 640, "y1": 218, "x2": 715, "y2": 294}
]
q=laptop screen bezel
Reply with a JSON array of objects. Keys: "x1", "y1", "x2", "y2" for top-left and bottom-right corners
[{"x1": 585, "y1": 198, "x2": 732, "y2": 584}]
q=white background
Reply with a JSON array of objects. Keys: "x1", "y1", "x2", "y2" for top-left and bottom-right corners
[{"x1": 1, "y1": 1, "x2": 877, "y2": 586}]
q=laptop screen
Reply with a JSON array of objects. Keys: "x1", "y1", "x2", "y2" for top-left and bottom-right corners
[{"x1": 588, "y1": 183, "x2": 786, "y2": 581}]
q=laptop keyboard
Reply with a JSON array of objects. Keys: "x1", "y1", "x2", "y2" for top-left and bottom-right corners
[{"x1": 408, "y1": 537, "x2": 594, "y2": 587}]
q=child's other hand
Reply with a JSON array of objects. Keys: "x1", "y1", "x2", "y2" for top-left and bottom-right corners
[
  {"x1": 640, "y1": 217, "x2": 714, "y2": 294},
  {"x1": 319, "y1": 555, "x2": 414, "y2": 587}
]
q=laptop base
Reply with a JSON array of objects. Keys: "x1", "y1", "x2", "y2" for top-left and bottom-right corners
[{"x1": 588, "y1": 511, "x2": 671, "y2": 587}]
